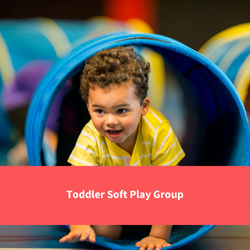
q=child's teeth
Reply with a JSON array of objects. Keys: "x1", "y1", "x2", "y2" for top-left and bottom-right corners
[{"x1": 108, "y1": 130, "x2": 121, "y2": 133}]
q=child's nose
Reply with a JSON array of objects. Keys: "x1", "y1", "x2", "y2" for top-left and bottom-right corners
[{"x1": 105, "y1": 114, "x2": 118, "y2": 126}]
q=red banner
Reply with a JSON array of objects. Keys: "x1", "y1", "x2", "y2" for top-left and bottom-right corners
[{"x1": 0, "y1": 166, "x2": 249, "y2": 225}]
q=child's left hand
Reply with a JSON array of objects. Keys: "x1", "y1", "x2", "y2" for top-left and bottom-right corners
[{"x1": 135, "y1": 236, "x2": 171, "y2": 250}]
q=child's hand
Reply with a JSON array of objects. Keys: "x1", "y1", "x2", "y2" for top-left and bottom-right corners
[
  {"x1": 135, "y1": 236, "x2": 171, "y2": 250},
  {"x1": 59, "y1": 225, "x2": 96, "y2": 243}
]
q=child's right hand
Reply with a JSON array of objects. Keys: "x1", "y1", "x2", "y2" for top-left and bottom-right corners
[{"x1": 59, "y1": 225, "x2": 96, "y2": 243}]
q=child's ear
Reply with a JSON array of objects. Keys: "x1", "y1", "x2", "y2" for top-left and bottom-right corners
[{"x1": 141, "y1": 97, "x2": 150, "y2": 116}]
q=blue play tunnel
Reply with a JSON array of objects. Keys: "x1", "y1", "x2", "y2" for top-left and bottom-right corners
[
  {"x1": 25, "y1": 32, "x2": 249, "y2": 249},
  {"x1": 26, "y1": 32, "x2": 250, "y2": 167}
]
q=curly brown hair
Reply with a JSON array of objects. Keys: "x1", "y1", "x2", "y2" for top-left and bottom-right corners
[{"x1": 80, "y1": 46, "x2": 150, "y2": 105}]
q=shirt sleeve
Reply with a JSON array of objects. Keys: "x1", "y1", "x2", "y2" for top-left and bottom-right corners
[
  {"x1": 151, "y1": 123, "x2": 185, "y2": 166},
  {"x1": 68, "y1": 123, "x2": 100, "y2": 166}
]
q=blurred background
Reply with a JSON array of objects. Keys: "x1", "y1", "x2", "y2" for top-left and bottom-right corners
[
  {"x1": 1, "y1": 0, "x2": 250, "y2": 166},
  {"x1": 2, "y1": 0, "x2": 250, "y2": 50}
]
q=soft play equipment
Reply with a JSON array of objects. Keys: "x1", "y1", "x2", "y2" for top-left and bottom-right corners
[
  {"x1": 25, "y1": 33, "x2": 250, "y2": 166},
  {"x1": 0, "y1": 17, "x2": 126, "y2": 83},
  {"x1": 0, "y1": 17, "x2": 137, "y2": 144},
  {"x1": 24, "y1": 32, "x2": 249, "y2": 249},
  {"x1": 199, "y1": 23, "x2": 250, "y2": 104},
  {"x1": 0, "y1": 17, "x2": 151, "y2": 86}
]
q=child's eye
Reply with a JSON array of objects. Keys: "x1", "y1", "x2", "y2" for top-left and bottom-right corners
[
  {"x1": 117, "y1": 109, "x2": 127, "y2": 114},
  {"x1": 96, "y1": 109, "x2": 105, "y2": 114}
]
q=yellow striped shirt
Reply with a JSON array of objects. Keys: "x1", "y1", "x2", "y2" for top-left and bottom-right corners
[{"x1": 68, "y1": 107, "x2": 185, "y2": 166}]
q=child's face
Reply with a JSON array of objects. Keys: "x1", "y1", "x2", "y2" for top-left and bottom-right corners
[{"x1": 87, "y1": 80, "x2": 150, "y2": 153}]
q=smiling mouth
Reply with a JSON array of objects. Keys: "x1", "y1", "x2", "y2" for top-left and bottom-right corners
[{"x1": 106, "y1": 129, "x2": 123, "y2": 137}]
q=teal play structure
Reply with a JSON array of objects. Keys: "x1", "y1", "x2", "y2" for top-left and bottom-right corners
[
  {"x1": 0, "y1": 17, "x2": 129, "y2": 144},
  {"x1": 200, "y1": 23, "x2": 250, "y2": 105}
]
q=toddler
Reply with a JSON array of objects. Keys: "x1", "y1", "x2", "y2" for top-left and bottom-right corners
[{"x1": 60, "y1": 46, "x2": 185, "y2": 250}]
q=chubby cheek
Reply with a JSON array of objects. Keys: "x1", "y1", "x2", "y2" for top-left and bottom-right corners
[
  {"x1": 92, "y1": 119, "x2": 104, "y2": 134},
  {"x1": 123, "y1": 116, "x2": 139, "y2": 134}
]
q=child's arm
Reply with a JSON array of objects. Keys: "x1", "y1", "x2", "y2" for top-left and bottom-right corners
[
  {"x1": 59, "y1": 225, "x2": 96, "y2": 243},
  {"x1": 135, "y1": 225, "x2": 172, "y2": 250}
]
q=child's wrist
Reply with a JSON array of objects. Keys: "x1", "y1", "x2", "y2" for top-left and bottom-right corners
[
  {"x1": 149, "y1": 225, "x2": 172, "y2": 241},
  {"x1": 149, "y1": 233, "x2": 166, "y2": 241}
]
